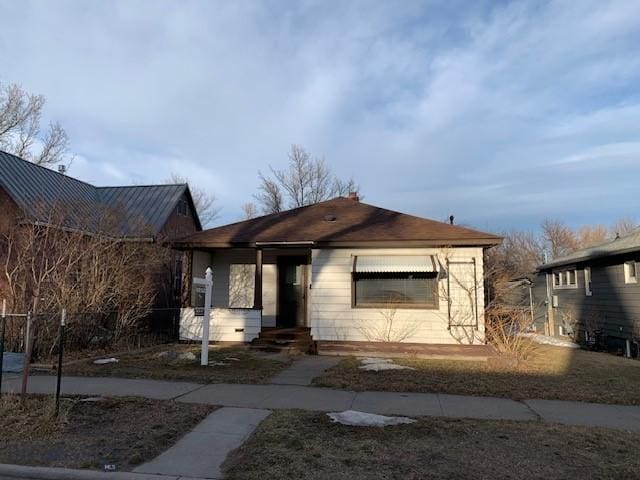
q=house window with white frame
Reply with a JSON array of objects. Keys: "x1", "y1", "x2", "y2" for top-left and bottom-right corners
[
  {"x1": 553, "y1": 268, "x2": 578, "y2": 289},
  {"x1": 584, "y1": 267, "x2": 592, "y2": 296},
  {"x1": 624, "y1": 261, "x2": 638, "y2": 284}
]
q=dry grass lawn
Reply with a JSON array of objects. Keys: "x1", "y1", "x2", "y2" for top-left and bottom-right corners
[
  {"x1": 223, "y1": 410, "x2": 638, "y2": 480},
  {"x1": 58, "y1": 344, "x2": 291, "y2": 384},
  {"x1": 0, "y1": 394, "x2": 213, "y2": 470},
  {"x1": 313, "y1": 345, "x2": 640, "y2": 405}
]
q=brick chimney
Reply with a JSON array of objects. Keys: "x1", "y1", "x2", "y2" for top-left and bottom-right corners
[{"x1": 347, "y1": 191, "x2": 360, "y2": 202}]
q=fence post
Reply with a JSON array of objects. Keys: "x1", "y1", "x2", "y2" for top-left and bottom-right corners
[
  {"x1": 0, "y1": 299, "x2": 6, "y2": 397},
  {"x1": 201, "y1": 267, "x2": 213, "y2": 366},
  {"x1": 20, "y1": 311, "x2": 32, "y2": 399},
  {"x1": 55, "y1": 309, "x2": 66, "y2": 417}
]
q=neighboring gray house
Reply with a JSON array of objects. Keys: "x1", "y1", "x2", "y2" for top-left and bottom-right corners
[{"x1": 536, "y1": 230, "x2": 640, "y2": 355}]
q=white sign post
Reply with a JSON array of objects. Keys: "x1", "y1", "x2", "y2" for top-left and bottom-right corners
[{"x1": 201, "y1": 268, "x2": 213, "y2": 366}]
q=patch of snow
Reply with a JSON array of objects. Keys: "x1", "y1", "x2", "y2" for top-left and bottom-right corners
[
  {"x1": 360, "y1": 357, "x2": 393, "y2": 365},
  {"x1": 520, "y1": 333, "x2": 580, "y2": 349},
  {"x1": 359, "y1": 363, "x2": 415, "y2": 371},
  {"x1": 79, "y1": 397, "x2": 104, "y2": 402},
  {"x1": 208, "y1": 361, "x2": 229, "y2": 367},
  {"x1": 328, "y1": 410, "x2": 416, "y2": 427},
  {"x1": 93, "y1": 358, "x2": 119, "y2": 365},
  {"x1": 224, "y1": 357, "x2": 241, "y2": 361},
  {"x1": 177, "y1": 352, "x2": 197, "y2": 361},
  {"x1": 157, "y1": 351, "x2": 178, "y2": 360},
  {"x1": 358, "y1": 357, "x2": 415, "y2": 371}
]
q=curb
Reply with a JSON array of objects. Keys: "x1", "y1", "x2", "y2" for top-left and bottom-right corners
[{"x1": 0, "y1": 464, "x2": 214, "y2": 480}]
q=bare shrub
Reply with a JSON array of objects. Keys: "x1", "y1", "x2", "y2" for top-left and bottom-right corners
[
  {"x1": 357, "y1": 294, "x2": 419, "y2": 343},
  {"x1": 485, "y1": 305, "x2": 537, "y2": 363}
]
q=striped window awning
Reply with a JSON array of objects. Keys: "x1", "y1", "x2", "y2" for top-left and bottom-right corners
[{"x1": 353, "y1": 255, "x2": 440, "y2": 273}]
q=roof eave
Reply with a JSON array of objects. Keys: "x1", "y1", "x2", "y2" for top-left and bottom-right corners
[
  {"x1": 172, "y1": 237, "x2": 503, "y2": 250},
  {"x1": 538, "y1": 245, "x2": 640, "y2": 271}
]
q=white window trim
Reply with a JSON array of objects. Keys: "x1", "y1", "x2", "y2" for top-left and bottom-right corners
[
  {"x1": 584, "y1": 267, "x2": 592, "y2": 296},
  {"x1": 552, "y1": 268, "x2": 578, "y2": 290},
  {"x1": 624, "y1": 261, "x2": 638, "y2": 284}
]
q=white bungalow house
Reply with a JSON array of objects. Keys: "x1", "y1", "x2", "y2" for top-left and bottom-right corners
[{"x1": 173, "y1": 194, "x2": 501, "y2": 354}]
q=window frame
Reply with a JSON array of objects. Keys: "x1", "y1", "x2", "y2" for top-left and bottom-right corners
[
  {"x1": 624, "y1": 261, "x2": 638, "y2": 284},
  {"x1": 552, "y1": 268, "x2": 578, "y2": 290},
  {"x1": 584, "y1": 267, "x2": 592, "y2": 296},
  {"x1": 176, "y1": 199, "x2": 189, "y2": 217},
  {"x1": 351, "y1": 271, "x2": 439, "y2": 310}
]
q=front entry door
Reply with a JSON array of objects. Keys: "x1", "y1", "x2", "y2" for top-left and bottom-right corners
[{"x1": 277, "y1": 256, "x2": 307, "y2": 328}]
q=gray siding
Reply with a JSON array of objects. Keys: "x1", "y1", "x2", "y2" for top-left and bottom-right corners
[
  {"x1": 537, "y1": 252, "x2": 640, "y2": 347},
  {"x1": 531, "y1": 272, "x2": 549, "y2": 332}
]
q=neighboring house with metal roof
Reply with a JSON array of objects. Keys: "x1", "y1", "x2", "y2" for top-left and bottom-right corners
[
  {"x1": 173, "y1": 193, "x2": 501, "y2": 353},
  {"x1": 0, "y1": 150, "x2": 202, "y2": 308},
  {"x1": 536, "y1": 230, "x2": 640, "y2": 356}
]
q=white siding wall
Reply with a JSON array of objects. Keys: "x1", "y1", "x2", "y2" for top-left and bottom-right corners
[
  {"x1": 179, "y1": 307, "x2": 261, "y2": 342},
  {"x1": 309, "y1": 247, "x2": 486, "y2": 345},
  {"x1": 196, "y1": 249, "x2": 278, "y2": 326}
]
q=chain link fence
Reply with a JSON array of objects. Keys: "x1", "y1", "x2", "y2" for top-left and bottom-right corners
[{"x1": 1, "y1": 307, "x2": 181, "y2": 364}]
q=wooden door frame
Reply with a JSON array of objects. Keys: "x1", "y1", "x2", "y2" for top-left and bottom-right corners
[{"x1": 276, "y1": 255, "x2": 309, "y2": 328}]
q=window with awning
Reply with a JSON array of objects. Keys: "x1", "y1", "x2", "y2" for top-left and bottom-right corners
[
  {"x1": 353, "y1": 255, "x2": 439, "y2": 273},
  {"x1": 352, "y1": 256, "x2": 439, "y2": 308}
]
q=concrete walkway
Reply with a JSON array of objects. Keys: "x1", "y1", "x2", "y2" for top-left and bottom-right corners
[
  {"x1": 4, "y1": 375, "x2": 640, "y2": 431},
  {"x1": 269, "y1": 356, "x2": 341, "y2": 385},
  {"x1": 134, "y1": 407, "x2": 271, "y2": 479}
]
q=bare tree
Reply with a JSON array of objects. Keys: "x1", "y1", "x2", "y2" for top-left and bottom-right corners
[
  {"x1": 541, "y1": 219, "x2": 578, "y2": 259},
  {"x1": 612, "y1": 217, "x2": 638, "y2": 237},
  {"x1": 254, "y1": 172, "x2": 284, "y2": 214},
  {"x1": 253, "y1": 144, "x2": 359, "y2": 214},
  {"x1": 241, "y1": 202, "x2": 258, "y2": 220},
  {"x1": 0, "y1": 82, "x2": 71, "y2": 167},
  {"x1": 166, "y1": 173, "x2": 220, "y2": 227},
  {"x1": 576, "y1": 224, "x2": 609, "y2": 248}
]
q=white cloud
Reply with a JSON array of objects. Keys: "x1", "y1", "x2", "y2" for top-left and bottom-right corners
[{"x1": 0, "y1": 0, "x2": 638, "y2": 229}]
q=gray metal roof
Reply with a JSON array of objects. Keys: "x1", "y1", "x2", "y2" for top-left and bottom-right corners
[
  {"x1": 538, "y1": 229, "x2": 640, "y2": 270},
  {"x1": 0, "y1": 150, "x2": 201, "y2": 237}
]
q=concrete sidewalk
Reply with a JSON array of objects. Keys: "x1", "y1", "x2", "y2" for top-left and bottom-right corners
[
  {"x1": 3, "y1": 375, "x2": 640, "y2": 431},
  {"x1": 134, "y1": 407, "x2": 271, "y2": 479},
  {"x1": 270, "y1": 356, "x2": 341, "y2": 386}
]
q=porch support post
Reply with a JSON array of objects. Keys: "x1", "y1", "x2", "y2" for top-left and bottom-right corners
[{"x1": 254, "y1": 248, "x2": 263, "y2": 309}]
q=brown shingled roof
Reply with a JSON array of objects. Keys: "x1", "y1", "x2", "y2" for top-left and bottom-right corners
[{"x1": 173, "y1": 197, "x2": 502, "y2": 248}]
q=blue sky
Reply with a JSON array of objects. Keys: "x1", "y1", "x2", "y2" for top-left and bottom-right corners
[{"x1": 1, "y1": 0, "x2": 638, "y2": 231}]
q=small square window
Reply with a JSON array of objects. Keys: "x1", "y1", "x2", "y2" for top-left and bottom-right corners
[
  {"x1": 553, "y1": 272, "x2": 562, "y2": 287},
  {"x1": 624, "y1": 261, "x2": 637, "y2": 284}
]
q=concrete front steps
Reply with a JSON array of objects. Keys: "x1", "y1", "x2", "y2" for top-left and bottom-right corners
[{"x1": 251, "y1": 327, "x2": 316, "y2": 354}]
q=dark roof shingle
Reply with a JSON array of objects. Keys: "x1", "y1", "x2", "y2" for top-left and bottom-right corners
[{"x1": 175, "y1": 197, "x2": 501, "y2": 248}]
